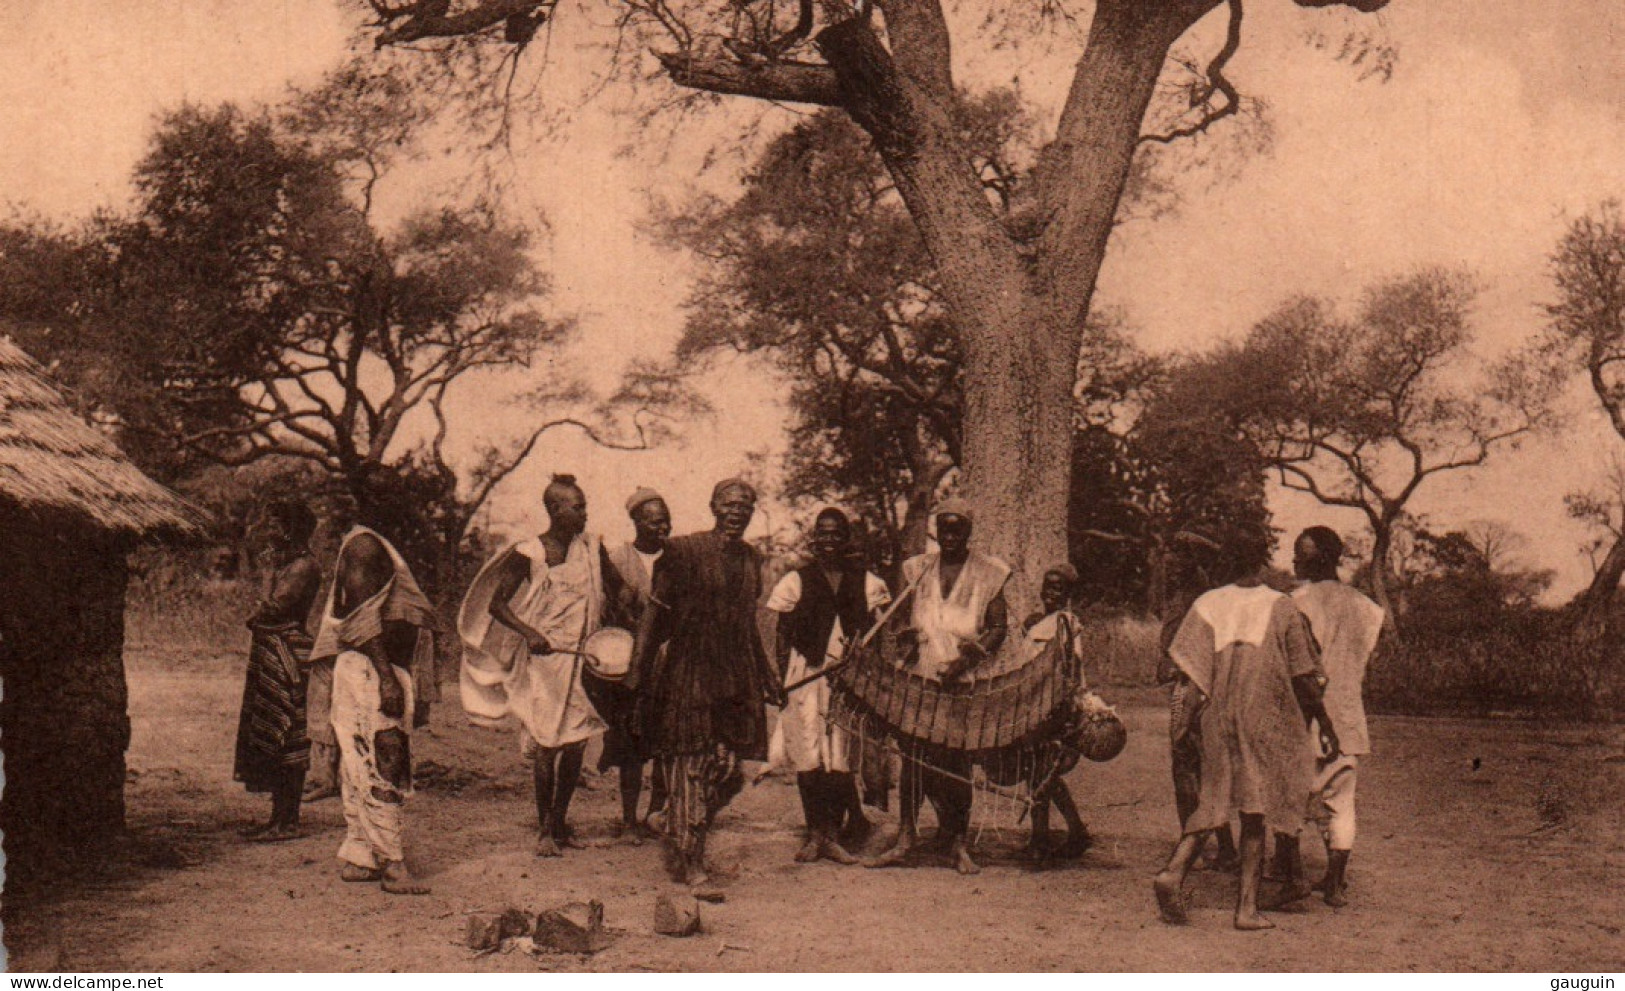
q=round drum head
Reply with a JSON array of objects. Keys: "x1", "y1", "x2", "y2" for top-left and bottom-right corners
[
  {"x1": 582, "y1": 626, "x2": 633, "y2": 681},
  {"x1": 1077, "y1": 712, "x2": 1127, "y2": 763}
]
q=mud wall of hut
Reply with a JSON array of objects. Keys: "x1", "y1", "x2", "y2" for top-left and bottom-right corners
[{"x1": 1, "y1": 512, "x2": 132, "y2": 870}]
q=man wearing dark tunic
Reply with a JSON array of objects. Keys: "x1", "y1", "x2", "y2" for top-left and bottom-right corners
[
  {"x1": 766, "y1": 507, "x2": 891, "y2": 864},
  {"x1": 627, "y1": 478, "x2": 783, "y2": 885}
]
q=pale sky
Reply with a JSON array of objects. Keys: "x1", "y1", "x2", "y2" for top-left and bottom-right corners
[{"x1": 3, "y1": 1, "x2": 1623, "y2": 596}]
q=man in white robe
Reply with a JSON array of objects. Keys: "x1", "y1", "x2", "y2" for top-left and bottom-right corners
[
  {"x1": 595, "y1": 487, "x2": 672, "y2": 840},
  {"x1": 1153, "y1": 530, "x2": 1334, "y2": 930},
  {"x1": 459, "y1": 474, "x2": 611, "y2": 857},
  {"x1": 310, "y1": 522, "x2": 436, "y2": 894},
  {"x1": 1290, "y1": 526, "x2": 1385, "y2": 907},
  {"x1": 867, "y1": 500, "x2": 1008, "y2": 876}
]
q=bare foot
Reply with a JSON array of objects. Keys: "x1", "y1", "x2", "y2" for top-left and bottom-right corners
[
  {"x1": 555, "y1": 831, "x2": 587, "y2": 851},
  {"x1": 617, "y1": 823, "x2": 644, "y2": 847},
  {"x1": 952, "y1": 842, "x2": 981, "y2": 876},
  {"x1": 1153, "y1": 870, "x2": 1188, "y2": 924},
  {"x1": 1234, "y1": 910, "x2": 1276, "y2": 931},
  {"x1": 535, "y1": 834, "x2": 561, "y2": 858},
  {"x1": 1262, "y1": 880, "x2": 1313, "y2": 910},
  {"x1": 302, "y1": 784, "x2": 340, "y2": 804},
  {"x1": 249, "y1": 823, "x2": 304, "y2": 844},
  {"x1": 340, "y1": 864, "x2": 383, "y2": 882},
  {"x1": 1057, "y1": 830, "x2": 1093, "y2": 859},
  {"x1": 821, "y1": 838, "x2": 860, "y2": 866},
  {"x1": 794, "y1": 836, "x2": 821, "y2": 863},
  {"x1": 1324, "y1": 886, "x2": 1349, "y2": 908},
  {"x1": 864, "y1": 838, "x2": 913, "y2": 869},
  {"x1": 380, "y1": 861, "x2": 430, "y2": 895}
]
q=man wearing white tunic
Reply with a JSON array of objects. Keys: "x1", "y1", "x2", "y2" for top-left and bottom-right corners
[
  {"x1": 867, "y1": 500, "x2": 1008, "y2": 876},
  {"x1": 1153, "y1": 530, "x2": 1334, "y2": 930},
  {"x1": 594, "y1": 487, "x2": 672, "y2": 841},
  {"x1": 310, "y1": 522, "x2": 436, "y2": 894},
  {"x1": 459, "y1": 475, "x2": 611, "y2": 857},
  {"x1": 1290, "y1": 526, "x2": 1384, "y2": 907},
  {"x1": 766, "y1": 508, "x2": 891, "y2": 865}
]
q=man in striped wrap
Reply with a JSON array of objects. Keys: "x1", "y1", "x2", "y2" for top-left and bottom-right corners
[
  {"x1": 627, "y1": 479, "x2": 783, "y2": 886},
  {"x1": 234, "y1": 500, "x2": 322, "y2": 842}
]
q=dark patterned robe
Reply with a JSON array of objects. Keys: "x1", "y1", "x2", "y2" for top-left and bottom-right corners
[
  {"x1": 233, "y1": 554, "x2": 320, "y2": 792},
  {"x1": 633, "y1": 530, "x2": 773, "y2": 760}
]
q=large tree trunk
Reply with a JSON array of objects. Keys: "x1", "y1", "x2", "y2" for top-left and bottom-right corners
[
  {"x1": 1366, "y1": 521, "x2": 1397, "y2": 624},
  {"x1": 818, "y1": 1, "x2": 1199, "y2": 613}
]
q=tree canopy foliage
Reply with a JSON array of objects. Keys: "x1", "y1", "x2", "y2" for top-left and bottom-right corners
[
  {"x1": 0, "y1": 62, "x2": 581, "y2": 593},
  {"x1": 1189, "y1": 267, "x2": 1555, "y2": 619},
  {"x1": 1538, "y1": 202, "x2": 1625, "y2": 628}
]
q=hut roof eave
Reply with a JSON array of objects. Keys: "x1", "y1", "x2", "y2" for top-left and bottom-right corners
[{"x1": 0, "y1": 335, "x2": 209, "y2": 539}]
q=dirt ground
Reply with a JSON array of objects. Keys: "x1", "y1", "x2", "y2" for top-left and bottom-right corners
[{"x1": 5, "y1": 644, "x2": 1624, "y2": 973}]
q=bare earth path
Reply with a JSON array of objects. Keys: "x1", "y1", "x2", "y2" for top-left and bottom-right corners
[{"x1": 5, "y1": 646, "x2": 1624, "y2": 972}]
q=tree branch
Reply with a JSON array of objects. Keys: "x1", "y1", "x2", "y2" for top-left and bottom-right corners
[
  {"x1": 1276, "y1": 463, "x2": 1372, "y2": 514},
  {"x1": 463, "y1": 412, "x2": 656, "y2": 523},
  {"x1": 655, "y1": 51, "x2": 844, "y2": 107},
  {"x1": 874, "y1": 0, "x2": 955, "y2": 102},
  {"x1": 1139, "y1": 0, "x2": 1244, "y2": 146},
  {"x1": 373, "y1": 0, "x2": 553, "y2": 47}
]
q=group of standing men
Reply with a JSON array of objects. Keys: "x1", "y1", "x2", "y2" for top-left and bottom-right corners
[
  {"x1": 1154, "y1": 525, "x2": 1385, "y2": 929},
  {"x1": 231, "y1": 472, "x2": 1383, "y2": 929},
  {"x1": 459, "y1": 475, "x2": 779, "y2": 884},
  {"x1": 233, "y1": 499, "x2": 439, "y2": 893},
  {"x1": 456, "y1": 476, "x2": 1054, "y2": 884}
]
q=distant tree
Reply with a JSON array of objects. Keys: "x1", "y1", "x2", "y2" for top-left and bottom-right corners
[
  {"x1": 1379, "y1": 520, "x2": 1552, "y2": 630},
  {"x1": 1210, "y1": 267, "x2": 1554, "y2": 620},
  {"x1": 1069, "y1": 351, "x2": 1272, "y2": 615},
  {"x1": 1539, "y1": 202, "x2": 1625, "y2": 628},
  {"x1": 0, "y1": 63, "x2": 654, "y2": 595}
]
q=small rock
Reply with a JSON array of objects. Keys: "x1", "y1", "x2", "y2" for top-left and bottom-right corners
[
  {"x1": 466, "y1": 908, "x2": 533, "y2": 951},
  {"x1": 654, "y1": 893, "x2": 702, "y2": 937},
  {"x1": 503, "y1": 936, "x2": 539, "y2": 956},
  {"x1": 500, "y1": 908, "x2": 534, "y2": 940},
  {"x1": 467, "y1": 913, "x2": 504, "y2": 951},
  {"x1": 535, "y1": 899, "x2": 613, "y2": 954}
]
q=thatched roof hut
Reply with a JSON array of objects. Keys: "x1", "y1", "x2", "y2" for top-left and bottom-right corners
[
  {"x1": 0, "y1": 334, "x2": 205, "y2": 877},
  {"x1": 0, "y1": 336, "x2": 204, "y2": 535}
]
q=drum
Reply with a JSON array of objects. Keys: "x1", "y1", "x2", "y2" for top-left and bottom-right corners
[
  {"x1": 1074, "y1": 709, "x2": 1127, "y2": 763},
  {"x1": 581, "y1": 626, "x2": 633, "y2": 682}
]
